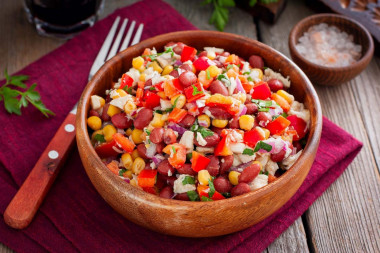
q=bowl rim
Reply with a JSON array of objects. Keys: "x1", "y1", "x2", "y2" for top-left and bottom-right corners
[
  {"x1": 76, "y1": 30, "x2": 323, "y2": 209},
  {"x1": 288, "y1": 13, "x2": 374, "y2": 71}
]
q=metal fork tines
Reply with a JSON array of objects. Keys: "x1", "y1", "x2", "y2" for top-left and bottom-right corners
[{"x1": 89, "y1": 16, "x2": 144, "y2": 80}]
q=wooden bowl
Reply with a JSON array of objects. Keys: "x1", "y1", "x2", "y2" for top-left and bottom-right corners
[
  {"x1": 289, "y1": 14, "x2": 374, "y2": 86},
  {"x1": 76, "y1": 31, "x2": 322, "y2": 237}
]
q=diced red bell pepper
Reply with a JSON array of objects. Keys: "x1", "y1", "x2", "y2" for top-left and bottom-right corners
[
  {"x1": 95, "y1": 139, "x2": 119, "y2": 158},
  {"x1": 172, "y1": 78, "x2": 184, "y2": 92},
  {"x1": 119, "y1": 74, "x2": 134, "y2": 89},
  {"x1": 113, "y1": 133, "x2": 135, "y2": 153},
  {"x1": 181, "y1": 45, "x2": 197, "y2": 62},
  {"x1": 244, "y1": 128, "x2": 266, "y2": 148},
  {"x1": 193, "y1": 56, "x2": 215, "y2": 71},
  {"x1": 143, "y1": 91, "x2": 161, "y2": 109},
  {"x1": 142, "y1": 187, "x2": 157, "y2": 195},
  {"x1": 211, "y1": 191, "x2": 226, "y2": 200},
  {"x1": 251, "y1": 82, "x2": 271, "y2": 100},
  {"x1": 197, "y1": 185, "x2": 225, "y2": 201},
  {"x1": 266, "y1": 116, "x2": 291, "y2": 135},
  {"x1": 286, "y1": 115, "x2": 307, "y2": 141},
  {"x1": 106, "y1": 160, "x2": 120, "y2": 175},
  {"x1": 214, "y1": 135, "x2": 233, "y2": 156},
  {"x1": 153, "y1": 81, "x2": 164, "y2": 91},
  {"x1": 135, "y1": 88, "x2": 144, "y2": 106},
  {"x1": 191, "y1": 151, "x2": 211, "y2": 172},
  {"x1": 163, "y1": 143, "x2": 187, "y2": 169},
  {"x1": 138, "y1": 169, "x2": 157, "y2": 188},
  {"x1": 168, "y1": 108, "x2": 188, "y2": 123},
  {"x1": 164, "y1": 79, "x2": 181, "y2": 99},
  {"x1": 184, "y1": 83, "x2": 205, "y2": 102}
]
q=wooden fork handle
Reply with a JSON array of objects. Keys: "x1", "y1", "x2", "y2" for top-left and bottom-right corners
[{"x1": 4, "y1": 112, "x2": 77, "y2": 229}]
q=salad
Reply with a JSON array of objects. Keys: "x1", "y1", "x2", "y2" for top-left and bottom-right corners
[{"x1": 86, "y1": 42, "x2": 310, "y2": 201}]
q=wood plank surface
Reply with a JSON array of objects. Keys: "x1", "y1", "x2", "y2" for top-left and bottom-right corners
[{"x1": 259, "y1": 0, "x2": 380, "y2": 252}]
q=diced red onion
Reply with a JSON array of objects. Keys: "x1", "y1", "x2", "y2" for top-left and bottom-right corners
[
  {"x1": 238, "y1": 104, "x2": 247, "y2": 116},
  {"x1": 167, "y1": 123, "x2": 187, "y2": 135},
  {"x1": 235, "y1": 76, "x2": 246, "y2": 94},
  {"x1": 230, "y1": 162, "x2": 251, "y2": 172},
  {"x1": 146, "y1": 143, "x2": 157, "y2": 158},
  {"x1": 174, "y1": 60, "x2": 182, "y2": 67},
  {"x1": 124, "y1": 178, "x2": 130, "y2": 183},
  {"x1": 152, "y1": 154, "x2": 165, "y2": 165}
]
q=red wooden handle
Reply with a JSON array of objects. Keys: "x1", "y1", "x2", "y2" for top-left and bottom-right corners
[{"x1": 4, "y1": 113, "x2": 77, "y2": 229}]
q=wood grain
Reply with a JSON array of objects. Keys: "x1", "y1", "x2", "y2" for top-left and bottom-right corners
[{"x1": 259, "y1": 0, "x2": 380, "y2": 252}]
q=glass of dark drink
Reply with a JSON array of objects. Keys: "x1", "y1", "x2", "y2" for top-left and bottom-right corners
[{"x1": 24, "y1": 0, "x2": 105, "y2": 39}]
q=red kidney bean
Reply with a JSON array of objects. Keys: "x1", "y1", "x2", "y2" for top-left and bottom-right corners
[
  {"x1": 231, "y1": 183, "x2": 251, "y2": 197},
  {"x1": 208, "y1": 107, "x2": 232, "y2": 120},
  {"x1": 89, "y1": 109, "x2": 100, "y2": 117},
  {"x1": 239, "y1": 162, "x2": 260, "y2": 183},
  {"x1": 179, "y1": 64, "x2": 192, "y2": 72},
  {"x1": 246, "y1": 103, "x2": 258, "y2": 115},
  {"x1": 101, "y1": 103, "x2": 111, "y2": 121},
  {"x1": 212, "y1": 60, "x2": 224, "y2": 68},
  {"x1": 206, "y1": 156, "x2": 220, "y2": 176},
  {"x1": 111, "y1": 113, "x2": 132, "y2": 129},
  {"x1": 137, "y1": 144, "x2": 149, "y2": 159},
  {"x1": 155, "y1": 175, "x2": 166, "y2": 189},
  {"x1": 271, "y1": 149, "x2": 287, "y2": 162},
  {"x1": 144, "y1": 164, "x2": 153, "y2": 170},
  {"x1": 158, "y1": 173, "x2": 176, "y2": 186},
  {"x1": 173, "y1": 42, "x2": 185, "y2": 55},
  {"x1": 210, "y1": 127, "x2": 223, "y2": 136},
  {"x1": 228, "y1": 116, "x2": 239, "y2": 129},
  {"x1": 198, "y1": 51, "x2": 207, "y2": 57},
  {"x1": 175, "y1": 192, "x2": 190, "y2": 201},
  {"x1": 145, "y1": 78, "x2": 153, "y2": 87},
  {"x1": 213, "y1": 176, "x2": 233, "y2": 193},
  {"x1": 209, "y1": 80, "x2": 228, "y2": 96},
  {"x1": 159, "y1": 186, "x2": 174, "y2": 199},
  {"x1": 134, "y1": 108, "x2": 153, "y2": 129},
  {"x1": 150, "y1": 128, "x2": 164, "y2": 144},
  {"x1": 157, "y1": 159, "x2": 176, "y2": 176},
  {"x1": 219, "y1": 155, "x2": 234, "y2": 174},
  {"x1": 164, "y1": 128, "x2": 177, "y2": 144},
  {"x1": 257, "y1": 112, "x2": 272, "y2": 127},
  {"x1": 267, "y1": 79, "x2": 284, "y2": 92},
  {"x1": 293, "y1": 141, "x2": 302, "y2": 152},
  {"x1": 194, "y1": 132, "x2": 220, "y2": 147},
  {"x1": 249, "y1": 55, "x2": 264, "y2": 69},
  {"x1": 177, "y1": 163, "x2": 197, "y2": 176},
  {"x1": 169, "y1": 70, "x2": 179, "y2": 78},
  {"x1": 155, "y1": 142, "x2": 165, "y2": 153},
  {"x1": 179, "y1": 71, "x2": 197, "y2": 88},
  {"x1": 245, "y1": 94, "x2": 252, "y2": 104},
  {"x1": 178, "y1": 114, "x2": 195, "y2": 128}
]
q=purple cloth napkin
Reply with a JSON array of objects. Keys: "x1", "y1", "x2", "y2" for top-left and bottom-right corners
[{"x1": 0, "y1": 0, "x2": 362, "y2": 252}]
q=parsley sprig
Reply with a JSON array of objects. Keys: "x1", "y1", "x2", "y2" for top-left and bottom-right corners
[
  {"x1": 190, "y1": 121, "x2": 214, "y2": 138},
  {"x1": 252, "y1": 99, "x2": 273, "y2": 112},
  {"x1": 243, "y1": 141, "x2": 272, "y2": 156},
  {"x1": 143, "y1": 48, "x2": 174, "y2": 61},
  {"x1": 0, "y1": 69, "x2": 54, "y2": 117}
]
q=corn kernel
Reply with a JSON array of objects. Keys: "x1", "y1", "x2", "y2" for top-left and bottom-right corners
[
  {"x1": 151, "y1": 113, "x2": 166, "y2": 128},
  {"x1": 229, "y1": 171, "x2": 241, "y2": 186},
  {"x1": 198, "y1": 170, "x2": 211, "y2": 185},
  {"x1": 103, "y1": 124, "x2": 117, "y2": 142},
  {"x1": 111, "y1": 89, "x2": 128, "y2": 99},
  {"x1": 132, "y1": 56, "x2": 144, "y2": 69},
  {"x1": 125, "y1": 128, "x2": 133, "y2": 136},
  {"x1": 162, "y1": 65, "x2": 174, "y2": 76},
  {"x1": 232, "y1": 93, "x2": 246, "y2": 104},
  {"x1": 124, "y1": 100, "x2": 137, "y2": 115},
  {"x1": 151, "y1": 61, "x2": 163, "y2": 73},
  {"x1": 130, "y1": 179, "x2": 138, "y2": 187},
  {"x1": 121, "y1": 153, "x2": 133, "y2": 170},
  {"x1": 157, "y1": 91, "x2": 166, "y2": 99},
  {"x1": 138, "y1": 65, "x2": 146, "y2": 73},
  {"x1": 251, "y1": 68, "x2": 263, "y2": 80},
  {"x1": 277, "y1": 90, "x2": 294, "y2": 104},
  {"x1": 139, "y1": 73, "x2": 146, "y2": 82},
  {"x1": 91, "y1": 129, "x2": 104, "y2": 142},
  {"x1": 123, "y1": 170, "x2": 133, "y2": 179},
  {"x1": 207, "y1": 51, "x2": 216, "y2": 60},
  {"x1": 132, "y1": 157, "x2": 145, "y2": 175},
  {"x1": 107, "y1": 104, "x2": 121, "y2": 117},
  {"x1": 171, "y1": 94, "x2": 186, "y2": 109},
  {"x1": 263, "y1": 128, "x2": 270, "y2": 139},
  {"x1": 206, "y1": 65, "x2": 221, "y2": 78},
  {"x1": 212, "y1": 119, "x2": 228, "y2": 128},
  {"x1": 131, "y1": 149, "x2": 139, "y2": 160},
  {"x1": 90, "y1": 95, "x2": 105, "y2": 110},
  {"x1": 239, "y1": 115, "x2": 255, "y2": 131},
  {"x1": 198, "y1": 114, "x2": 211, "y2": 128},
  {"x1": 87, "y1": 116, "x2": 102, "y2": 130},
  {"x1": 131, "y1": 129, "x2": 144, "y2": 144}
]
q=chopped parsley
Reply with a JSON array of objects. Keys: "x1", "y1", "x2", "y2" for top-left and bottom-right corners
[
  {"x1": 247, "y1": 76, "x2": 253, "y2": 82},
  {"x1": 94, "y1": 134, "x2": 106, "y2": 143},
  {"x1": 272, "y1": 112, "x2": 288, "y2": 120},
  {"x1": 226, "y1": 64, "x2": 234, "y2": 70},
  {"x1": 155, "y1": 110, "x2": 163, "y2": 114},
  {"x1": 206, "y1": 69, "x2": 211, "y2": 80},
  {"x1": 173, "y1": 96, "x2": 180, "y2": 108},
  {"x1": 190, "y1": 122, "x2": 214, "y2": 138},
  {"x1": 259, "y1": 170, "x2": 269, "y2": 176},
  {"x1": 243, "y1": 71, "x2": 251, "y2": 75},
  {"x1": 201, "y1": 196, "x2": 213, "y2": 202},
  {"x1": 143, "y1": 47, "x2": 174, "y2": 61},
  {"x1": 242, "y1": 148, "x2": 255, "y2": 156},
  {"x1": 222, "y1": 192, "x2": 231, "y2": 198},
  {"x1": 192, "y1": 84, "x2": 203, "y2": 96},
  {"x1": 208, "y1": 179, "x2": 215, "y2": 198},
  {"x1": 123, "y1": 86, "x2": 133, "y2": 94},
  {"x1": 172, "y1": 146, "x2": 176, "y2": 154},
  {"x1": 253, "y1": 141, "x2": 272, "y2": 153},
  {"x1": 145, "y1": 129, "x2": 151, "y2": 136},
  {"x1": 252, "y1": 99, "x2": 272, "y2": 112},
  {"x1": 258, "y1": 107, "x2": 270, "y2": 112},
  {"x1": 182, "y1": 176, "x2": 195, "y2": 185},
  {"x1": 216, "y1": 74, "x2": 231, "y2": 87},
  {"x1": 149, "y1": 86, "x2": 156, "y2": 91},
  {"x1": 119, "y1": 168, "x2": 127, "y2": 176},
  {"x1": 187, "y1": 190, "x2": 199, "y2": 201}
]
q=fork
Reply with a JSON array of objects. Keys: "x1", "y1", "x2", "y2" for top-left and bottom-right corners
[{"x1": 4, "y1": 17, "x2": 144, "y2": 229}]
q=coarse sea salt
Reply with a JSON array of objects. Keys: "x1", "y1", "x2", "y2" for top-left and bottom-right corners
[{"x1": 295, "y1": 23, "x2": 362, "y2": 67}]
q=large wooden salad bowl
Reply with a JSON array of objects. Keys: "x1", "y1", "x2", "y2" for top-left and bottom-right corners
[{"x1": 76, "y1": 31, "x2": 322, "y2": 237}]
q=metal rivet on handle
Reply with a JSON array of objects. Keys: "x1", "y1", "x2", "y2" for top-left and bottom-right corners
[
  {"x1": 64, "y1": 124, "x2": 75, "y2": 133},
  {"x1": 48, "y1": 150, "x2": 59, "y2": 160}
]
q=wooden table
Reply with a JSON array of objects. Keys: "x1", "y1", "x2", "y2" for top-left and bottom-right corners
[{"x1": 1, "y1": 0, "x2": 379, "y2": 252}]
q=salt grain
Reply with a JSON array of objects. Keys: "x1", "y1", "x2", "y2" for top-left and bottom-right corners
[{"x1": 295, "y1": 23, "x2": 362, "y2": 67}]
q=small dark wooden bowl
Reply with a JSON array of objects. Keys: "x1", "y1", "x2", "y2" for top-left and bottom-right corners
[
  {"x1": 289, "y1": 14, "x2": 374, "y2": 86},
  {"x1": 76, "y1": 31, "x2": 322, "y2": 237}
]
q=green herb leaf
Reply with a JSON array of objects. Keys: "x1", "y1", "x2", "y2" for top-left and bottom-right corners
[
  {"x1": 94, "y1": 134, "x2": 106, "y2": 143},
  {"x1": 208, "y1": 179, "x2": 215, "y2": 198},
  {"x1": 199, "y1": 127, "x2": 214, "y2": 138},
  {"x1": 192, "y1": 84, "x2": 203, "y2": 96},
  {"x1": 253, "y1": 141, "x2": 272, "y2": 153},
  {"x1": 243, "y1": 148, "x2": 255, "y2": 156},
  {"x1": 123, "y1": 86, "x2": 133, "y2": 94},
  {"x1": 182, "y1": 176, "x2": 195, "y2": 185},
  {"x1": 222, "y1": 192, "x2": 231, "y2": 198},
  {"x1": 226, "y1": 64, "x2": 234, "y2": 70},
  {"x1": 243, "y1": 71, "x2": 251, "y2": 75},
  {"x1": 165, "y1": 107, "x2": 174, "y2": 113},
  {"x1": 249, "y1": 0, "x2": 257, "y2": 7},
  {"x1": 145, "y1": 129, "x2": 151, "y2": 136},
  {"x1": 172, "y1": 146, "x2": 176, "y2": 154},
  {"x1": 173, "y1": 95, "x2": 180, "y2": 108},
  {"x1": 9, "y1": 75, "x2": 28, "y2": 89},
  {"x1": 187, "y1": 190, "x2": 199, "y2": 201},
  {"x1": 206, "y1": 69, "x2": 211, "y2": 80},
  {"x1": 186, "y1": 152, "x2": 193, "y2": 162},
  {"x1": 119, "y1": 168, "x2": 127, "y2": 176},
  {"x1": 155, "y1": 110, "x2": 163, "y2": 114},
  {"x1": 149, "y1": 86, "x2": 156, "y2": 91},
  {"x1": 201, "y1": 196, "x2": 213, "y2": 202},
  {"x1": 258, "y1": 107, "x2": 270, "y2": 112},
  {"x1": 247, "y1": 76, "x2": 253, "y2": 82}
]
